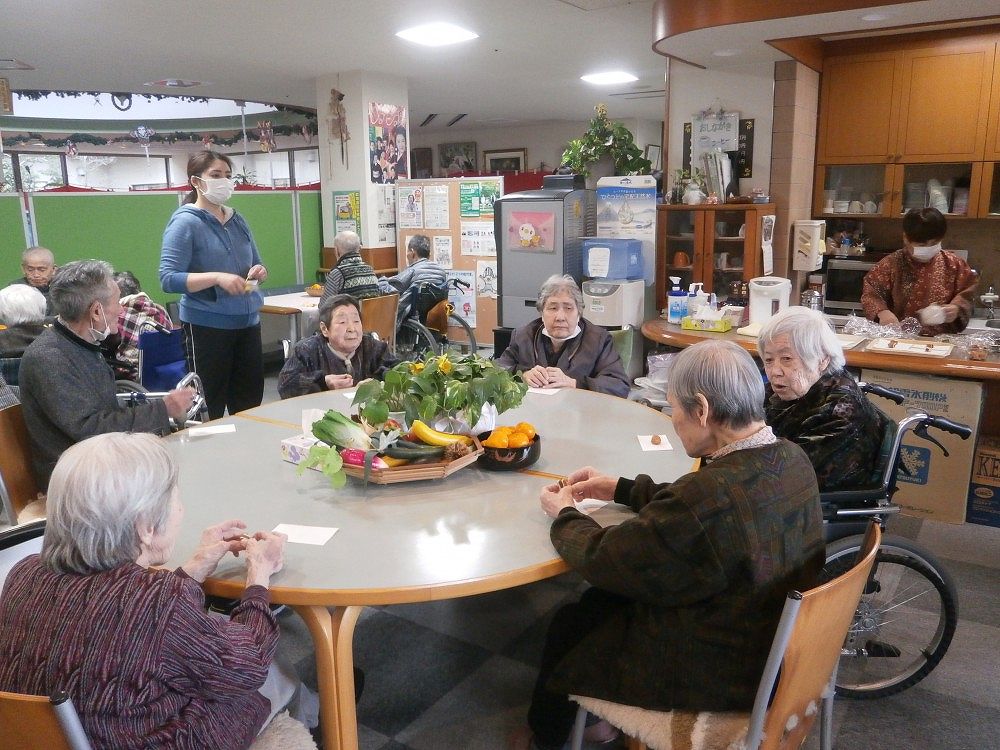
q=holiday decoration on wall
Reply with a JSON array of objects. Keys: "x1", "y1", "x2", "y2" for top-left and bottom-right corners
[
  {"x1": 257, "y1": 120, "x2": 276, "y2": 152},
  {"x1": 64, "y1": 140, "x2": 77, "y2": 157},
  {"x1": 329, "y1": 88, "x2": 350, "y2": 168},
  {"x1": 130, "y1": 124, "x2": 155, "y2": 160}
]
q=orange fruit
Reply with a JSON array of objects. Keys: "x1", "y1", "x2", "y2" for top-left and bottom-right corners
[
  {"x1": 514, "y1": 422, "x2": 536, "y2": 440},
  {"x1": 483, "y1": 432, "x2": 509, "y2": 449},
  {"x1": 507, "y1": 432, "x2": 530, "y2": 449}
]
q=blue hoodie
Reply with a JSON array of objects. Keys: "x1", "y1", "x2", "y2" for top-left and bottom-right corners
[{"x1": 159, "y1": 204, "x2": 264, "y2": 329}]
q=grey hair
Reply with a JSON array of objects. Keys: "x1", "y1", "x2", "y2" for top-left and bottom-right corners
[
  {"x1": 49, "y1": 260, "x2": 117, "y2": 322},
  {"x1": 333, "y1": 230, "x2": 361, "y2": 257},
  {"x1": 40, "y1": 433, "x2": 179, "y2": 575},
  {"x1": 22, "y1": 246, "x2": 55, "y2": 265},
  {"x1": 757, "y1": 306, "x2": 845, "y2": 375},
  {"x1": 536, "y1": 274, "x2": 583, "y2": 313},
  {"x1": 408, "y1": 234, "x2": 431, "y2": 258},
  {"x1": 668, "y1": 340, "x2": 765, "y2": 430},
  {"x1": 0, "y1": 284, "x2": 47, "y2": 324}
]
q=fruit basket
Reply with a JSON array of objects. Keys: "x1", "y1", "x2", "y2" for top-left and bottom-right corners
[
  {"x1": 341, "y1": 437, "x2": 483, "y2": 484},
  {"x1": 477, "y1": 433, "x2": 541, "y2": 471},
  {"x1": 305, "y1": 284, "x2": 324, "y2": 297}
]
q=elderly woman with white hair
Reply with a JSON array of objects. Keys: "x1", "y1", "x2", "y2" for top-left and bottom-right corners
[
  {"x1": 0, "y1": 432, "x2": 293, "y2": 750},
  {"x1": 758, "y1": 306, "x2": 888, "y2": 491},
  {"x1": 0, "y1": 284, "x2": 49, "y2": 376},
  {"x1": 514, "y1": 341, "x2": 824, "y2": 750},
  {"x1": 495, "y1": 274, "x2": 629, "y2": 397}
]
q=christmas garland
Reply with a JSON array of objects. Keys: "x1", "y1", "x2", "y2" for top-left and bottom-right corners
[
  {"x1": 14, "y1": 89, "x2": 317, "y2": 118},
  {"x1": 3, "y1": 122, "x2": 319, "y2": 149}
]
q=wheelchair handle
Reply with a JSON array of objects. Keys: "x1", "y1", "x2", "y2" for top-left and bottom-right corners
[
  {"x1": 925, "y1": 415, "x2": 972, "y2": 440},
  {"x1": 860, "y1": 382, "x2": 905, "y2": 405}
]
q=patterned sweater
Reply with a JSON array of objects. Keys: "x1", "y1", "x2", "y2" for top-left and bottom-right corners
[
  {"x1": 321, "y1": 251, "x2": 381, "y2": 304},
  {"x1": 547, "y1": 440, "x2": 824, "y2": 712},
  {"x1": 0, "y1": 557, "x2": 278, "y2": 750},
  {"x1": 861, "y1": 248, "x2": 977, "y2": 335},
  {"x1": 766, "y1": 370, "x2": 888, "y2": 491}
]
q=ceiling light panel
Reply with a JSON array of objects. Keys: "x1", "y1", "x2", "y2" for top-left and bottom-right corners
[
  {"x1": 396, "y1": 23, "x2": 478, "y2": 47},
  {"x1": 581, "y1": 71, "x2": 638, "y2": 85}
]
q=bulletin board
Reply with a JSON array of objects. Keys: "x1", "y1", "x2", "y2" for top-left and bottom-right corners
[{"x1": 395, "y1": 176, "x2": 502, "y2": 346}]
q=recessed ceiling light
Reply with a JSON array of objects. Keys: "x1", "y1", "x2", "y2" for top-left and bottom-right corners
[
  {"x1": 143, "y1": 79, "x2": 204, "y2": 88},
  {"x1": 712, "y1": 49, "x2": 741, "y2": 57},
  {"x1": 396, "y1": 22, "x2": 478, "y2": 47},
  {"x1": 581, "y1": 71, "x2": 638, "y2": 85},
  {"x1": 861, "y1": 12, "x2": 891, "y2": 22}
]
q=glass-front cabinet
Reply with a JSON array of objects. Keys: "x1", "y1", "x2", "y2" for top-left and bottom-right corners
[
  {"x1": 977, "y1": 161, "x2": 1000, "y2": 217},
  {"x1": 655, "y1": 203, "x2": 773, "y2": 308}
]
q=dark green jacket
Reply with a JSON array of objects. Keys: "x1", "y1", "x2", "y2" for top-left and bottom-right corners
[{"x1": 548, "y1": 440, "x2": 824, "y2": 712}]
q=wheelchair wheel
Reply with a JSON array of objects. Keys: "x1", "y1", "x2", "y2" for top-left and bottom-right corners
[
  {"x1": 395, "y1": 319, "x2": 439, "y2": 361},
  {"x1": 820, "y1": 534, "x2": 958, "y2": 699},
  {"x1": 437, "y1": 312, "x2": 478, "y2": 356}
]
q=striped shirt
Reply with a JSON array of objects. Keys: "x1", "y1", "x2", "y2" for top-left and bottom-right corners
[{"x1": 0, "y1": 556, "x2": 278, "y2": 750}]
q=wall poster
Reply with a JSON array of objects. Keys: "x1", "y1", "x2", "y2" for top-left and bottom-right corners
[
  {"x1": 506, "y1": 210, "x2": 555, "y2": 254},
  {"x1": 423, "y1": 184, "x2": 450, "y2": 229},
  {"x1": 398, "y1": 185, "x2": 423, "y2": 229},
  {"x1": 460, "y1": 221, "x2": 496, "y2": 256},
  {"x1": 375, "y1": 184, "x2": 397, "y2": 244},
  {"x1": 433, "y1": 235, "x2": 453, "y2": 269},
  {"x1": 476, "y1": 260, "x2": 498, "y2": 299},
  {"x1": 368, "y1": 102, "x2": 408, "y2": 184},
  {"x1": 447, "y1": 270, "x2": 477, "y2": 327},
  {"x1": 332, "y1": 190, "x2": 361, "y2": 235}
]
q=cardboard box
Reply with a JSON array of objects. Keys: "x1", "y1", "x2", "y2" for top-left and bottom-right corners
[
  {"x1": 861, "y1": 369, "x2": 983, "y2": 524},
  {"x1": 967, "y1": 435, "x2": 1000, "y2": 528}
]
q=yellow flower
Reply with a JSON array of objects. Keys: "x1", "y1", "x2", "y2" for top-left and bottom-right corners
[
  {"x1": 409, "y1": 362, "x2": 425, "y2": 375},
  {"x1": 437, "y1": 356, "x2": 453, "y2": 375}
]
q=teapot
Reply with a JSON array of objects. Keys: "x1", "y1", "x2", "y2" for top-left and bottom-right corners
[{"x1": 682, "y1": 183, "x2": 706, "y2": 205}]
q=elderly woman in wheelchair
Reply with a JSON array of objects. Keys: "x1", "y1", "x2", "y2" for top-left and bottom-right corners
[
  {"x1": 757, "y1": 306, "x2": 888, "y2": 491},
  {"x1": 515, "y1": 341, "x2": 824, "y2": 750},
  {"x1": 277, "y1": 293, "x2": 397, "y2": 399}
]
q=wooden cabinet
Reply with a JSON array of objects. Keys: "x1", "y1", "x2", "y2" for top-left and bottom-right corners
[
  {"x1": 978, "y1": 161, "x2": 1000, "y2": 218},
  {"x1": 654, "y1": 204, "x2": 773, "y2": 308},
  {"x1": 986, "y1": 48, "x2": 1000, "y2": 161},
  {"x1": 818, "y1": 40, "x2": 996, "y2": 165}
]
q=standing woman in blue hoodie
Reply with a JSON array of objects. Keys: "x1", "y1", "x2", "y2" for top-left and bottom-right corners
[{"x1": 160, "y1": 151, "x2": 268, "y2": 419}]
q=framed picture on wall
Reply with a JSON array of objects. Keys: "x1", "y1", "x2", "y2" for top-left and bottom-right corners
[
  {"x1": 411, "y1": 147, "x2": 433, "y2": 178},
  {"x1": 483, "y1": 148, "x2": 527, "y2": 173},
  {"x1": 439, "y1": 142, "x2": 477, "y2": 172},
  {"x1": 644, "y1": 144, "x2": 661, "y2": 171}
]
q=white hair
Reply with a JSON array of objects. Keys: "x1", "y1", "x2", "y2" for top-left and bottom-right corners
[
  {"x1": 40, "y1": 433, "x2": 178, "y2": 575},
  {"x1": 668, "y1": 340, "x2": 765, "y2": 429},
  {"x1": 757, "y1": 306, "x2": 845, "y2": 375},
  {"x1": 333, "y1": 231, "x2": 361, "y2": 257},
  {"x1": 0, "y1": 284, "x2": 47, "y2": 325},
  {"x1": 536, "y1": 274, "x2": 583, "y2": 313}
]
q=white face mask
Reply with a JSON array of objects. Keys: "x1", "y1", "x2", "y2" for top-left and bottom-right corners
[
  {"x1": 196, "y1": 176, "x2": 235, "y2": 205},
  {"x1": 88, "y1": 302, "x2": 111, "y2": 343},
  {"x1": 910, "y1": 242, "x2": 942, "y2": 263}
]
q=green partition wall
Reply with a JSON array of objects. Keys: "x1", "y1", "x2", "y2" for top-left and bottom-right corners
[
  {"x1": 297, "y1": 191, "x2": 323, "y2": 281},
  {"x1": 229, "y1": 192, "x2": 297, "y2": 291},
  {"x1": 0, "y1": 195, "x2": 29, "y2": 284},
  {"x1": 31, "y1": 193, "x2": 182, "y2": 304}
]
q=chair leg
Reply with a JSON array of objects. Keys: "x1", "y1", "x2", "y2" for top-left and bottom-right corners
[
  {"x1": 569, "y1": 705, "x2": 587, "y2": 750},
  {"x1": 820, "y1": 670, "x2": 837, "y2": 750}
]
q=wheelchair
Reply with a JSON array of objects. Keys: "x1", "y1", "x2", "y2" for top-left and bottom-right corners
[
  {"x1": 818, "y1": 382, "x2": 968, "y2": 699},
  {"x1": 393, "y1": 278, "x2": 478, "y2": 361}
]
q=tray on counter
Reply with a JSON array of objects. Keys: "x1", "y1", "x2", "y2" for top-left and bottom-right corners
[{"x1": 865, "y1": 338, "x2": 954, "y2": 358}]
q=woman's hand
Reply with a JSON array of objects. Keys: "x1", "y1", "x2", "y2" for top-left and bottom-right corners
[
  {"x1": 181, "y1": 519, "x2": 248, "y2": 582},
  {"x1": 244, "y1": 531, "x2": 287, "y2": 588},
  {"x1": 247, "y1": 264, "x2": 268, "y2": 283},
  {"x1": 324, "y1": 373, "x2": 354, "y2": 390},
  {"x1": 940, "y1": 303, "x2": 960, "y2": 323},
  {"x1": 543, "y1": 466, "x2": 617, "y2": 502},
  {"x1": 540, "y1": 485, "x2": 575, "y2": 518},
  {"x1": 522, "y1": 365, "x2": 551, "y2": 388},
  {"x1": 214, "y1": 272, "x2": 249, "y2": 295},
  {"x1": 876, "y1": 309, "x2": 901, "y2": 326},
  {"x1": 544, "y1": 367, "x2": 576, "y2": 389}
]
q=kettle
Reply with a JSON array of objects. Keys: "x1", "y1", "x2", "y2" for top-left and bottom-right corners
[{"x1": 748, "y1": 277, "x2": 791, "y2": 325}]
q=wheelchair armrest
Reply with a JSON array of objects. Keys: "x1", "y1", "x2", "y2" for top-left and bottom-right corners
[{"x1": 819, "y1": 486, "x2": 887, "y2": 509}]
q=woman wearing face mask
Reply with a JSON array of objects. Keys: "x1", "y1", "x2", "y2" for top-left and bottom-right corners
[
  {"x1": 159, "y1": 151, "x2": 268, "y2": 419},
  {"x1": 861, "y1": 207, "x2": 978, "y2": 336}
]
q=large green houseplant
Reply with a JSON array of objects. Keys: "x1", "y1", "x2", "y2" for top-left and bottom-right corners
[{"x1": 561, "y1": 103, "x2": 652, "y2": 178}]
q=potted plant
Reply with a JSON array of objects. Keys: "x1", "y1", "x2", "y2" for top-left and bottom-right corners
[
  {"x1": 352, "y1": 351, "x2": 528, "y2": 435},
  {"x1": 561, "y1": 103, "x2": 652, "y2": 180}
]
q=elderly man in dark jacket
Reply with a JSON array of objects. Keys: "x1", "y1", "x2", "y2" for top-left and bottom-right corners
[
  {"x1": 515, "y1": 341, "x2": 824, "y2": 750},
  {"x1": 495, "y1": 274, "x2": 629, "y2": 397}
]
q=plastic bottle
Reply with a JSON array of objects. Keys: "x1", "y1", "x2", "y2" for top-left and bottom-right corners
[
  {"x1": 667, "y1": 276, "x2": 686, "y2": 323},
  {"x1": 687, "y1": 282, "x2": 707, "y2": 316}
]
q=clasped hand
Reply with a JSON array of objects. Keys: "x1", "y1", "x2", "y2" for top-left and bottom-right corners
[
  {"x1": 181, "y1": 519, "x2": 287, "y2": 587},
  {"x1": 538, "y1": 465, "x2": 618, "y2": 518},
  {"x1": 522, "y1": 365, "x2": 575, "y2": 389}
]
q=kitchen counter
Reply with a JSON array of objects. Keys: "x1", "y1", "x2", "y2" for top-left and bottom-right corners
[{"x1": 641, "y1": 319, "x2": 1000, "y2": 381}]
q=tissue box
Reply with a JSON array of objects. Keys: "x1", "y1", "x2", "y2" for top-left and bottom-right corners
[
  {"x1": 281, "y1": 434, "x2": 321, "y2": 466},
  {"x1": 681, "y1": 316, "x2": 732, "y2": 332}
]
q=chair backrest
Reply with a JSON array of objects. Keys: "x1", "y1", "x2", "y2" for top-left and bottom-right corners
[
  {"x1": 0, "y1": 690, "x2": 93, "y2": 750},
  {"x1": 0, "y1": 519, "x2": 45, "y2": 589},
  {"x1": 747, "y1": 522, "x2": 882, "y2": 750},
  {"x1": 360, "y1": 293, "x2": 399, "y2": 351},
  {"x1": 0, "y1": 403, "x2": 40, "y2": 521},
  {"x1": 137, "y1": 328, "x2": 187, "y2": 391}
]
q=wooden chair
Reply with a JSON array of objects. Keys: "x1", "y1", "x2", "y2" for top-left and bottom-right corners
[
  {"x1": 570, "y1": 522, "x2": 882, "y2": 750},
  {"x1": 0, "y1": 690, "x2": 93, "y2": 750},
  {"x1": 360, "y1": 293, "x2": 399, "y2": 352},
  {"x1": 0, "y1": 402, "x2": 40, "y2": 522}
]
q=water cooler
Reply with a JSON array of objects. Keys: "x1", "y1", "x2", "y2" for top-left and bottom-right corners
[{"x1": 494, "y1": 174, "x2": 596, "y2": 329}]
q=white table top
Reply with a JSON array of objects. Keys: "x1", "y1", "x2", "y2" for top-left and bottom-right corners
[{"x1": 165, "y1": 390, "x2": 689, "y2": 605}]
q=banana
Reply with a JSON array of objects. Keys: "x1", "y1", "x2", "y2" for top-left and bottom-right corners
[{"x1": 410, "y1": 420, "x2": 475, "y2": 447}]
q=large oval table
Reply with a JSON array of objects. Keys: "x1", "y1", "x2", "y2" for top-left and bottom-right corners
[{"x1": 165, "y1": 389, "x2": 689, "y2": 749}]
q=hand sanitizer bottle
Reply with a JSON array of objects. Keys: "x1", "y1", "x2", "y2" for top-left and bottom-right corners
[{"x1": 667, "y1": 277, "x2": 686, "y2": 323}]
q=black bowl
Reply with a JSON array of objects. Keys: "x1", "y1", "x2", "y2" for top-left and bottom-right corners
[{"x1": 477, "y1": 432, "x2": 541, "y2": 471}]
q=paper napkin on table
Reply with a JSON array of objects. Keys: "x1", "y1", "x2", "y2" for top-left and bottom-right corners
[
  {"x1": 187, "y1": 424, "x2": 236, "y2": 437},
  {"x1": 272, "y1": 524, "x2": 338, "y2": 546},
  {"x1": 637, "y1": 434, "x2": 672, "y2": 451},
  {"x1": 528, "y1": 387, "x2": 560, "y2": 395}
]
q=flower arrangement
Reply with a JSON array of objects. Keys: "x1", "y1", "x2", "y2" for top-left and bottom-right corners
[
  {"x1": 352, "y1": 351, "x2": 527, "y2": 432},
  {"x1": 560, "y1": 103, "x2": 652, "y2": 178}
]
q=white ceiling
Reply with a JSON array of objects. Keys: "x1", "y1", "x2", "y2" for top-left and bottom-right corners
[{"x1": 2, "y1": 0, "x2": 998, "y2": 132}]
